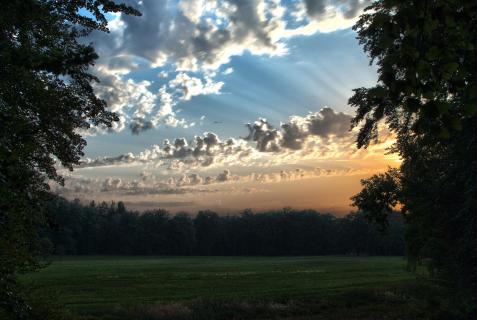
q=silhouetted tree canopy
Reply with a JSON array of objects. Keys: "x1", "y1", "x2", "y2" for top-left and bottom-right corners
[
  {"x1": 43, "y1": 198, "x2": 405, "y2": 257},
  {"x1": 350, "y1": 0, "x2": 477, "y2": 315},
  {"x1": 350, "y1": 0, "x2": 477, "y2": 147},
  {"x1": 0, "y1": 1, "x2": 139, "y2": 318},
  {"x1": 351, "y1": 168, "x2": 401, "y2": 231}
]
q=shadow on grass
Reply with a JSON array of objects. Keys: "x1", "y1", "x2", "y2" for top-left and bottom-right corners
[{"x1": 73, "y1": 283, "x2": 453, "y2": 320}]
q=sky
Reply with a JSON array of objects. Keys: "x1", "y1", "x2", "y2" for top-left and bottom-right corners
[{"x1": 54, "y1": 0, "x2": 399, "y2": 214}]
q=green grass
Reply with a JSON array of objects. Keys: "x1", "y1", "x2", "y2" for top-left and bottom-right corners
[{"x1": 21, "y1": 256, "x2": 424, "y2": 319}]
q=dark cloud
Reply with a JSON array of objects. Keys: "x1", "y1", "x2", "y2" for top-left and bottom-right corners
[
  {"x1": 79, "y1": 153, "x2": 137, "y2": 168},
  {"x1": 304, "y1": 0, "x2": 371, "y2": 19},
  {"x1": 130, "y1": 117, "x2": 154, "y2": 135},
  {"x1": 339, "y1": 0, "x2": 372, "y2": 19},
  {"x1": 280, "y1": 122, "x2": 307, "y2": 150},
  {"x1": 105, "y1": 0, "x2": 286, "y2": 71},
  {"x1": 216, "y1": 170, "x2": 233, "y2": 182},
  {"x1": 243, "y1": 118, "x2": 281, "y2": 152},
  {"x1": 307, "y1": 107, "x2": 351, "y2": 138},
  {"x1": 304, "y1": 0, "x2": 327, "y2": 18},
  {"x1": 90, "y1": 0, "x2": 369, "y2": 74},
  {"x1": 244, "y1": 107, "x2": 352, "y2": 150}
]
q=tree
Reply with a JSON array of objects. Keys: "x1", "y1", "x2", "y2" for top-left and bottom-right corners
[
  {"x1": 0, "y1": 1, "x2": 140, "y2": 317},
  {"x1": 351, "y1": 168, "x2": 401, "y2": 231},
  {"x1": 349, "y1": 0, "x2": 477, "y2": 316},
  {"x1": 194, "y1": 211, "x2": 223, "y2": 255},
  {"x1": 44, "y1": 199, "x2": 404, "y2": 257}
]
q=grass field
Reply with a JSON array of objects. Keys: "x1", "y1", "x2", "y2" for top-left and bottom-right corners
[{"x1": 21, "y1": 256, "x2": 427, "y2": 319}]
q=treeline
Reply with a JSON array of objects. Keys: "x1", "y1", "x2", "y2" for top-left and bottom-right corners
[{"x1": 44, "y1": 198, "x2": 405, "y2": 256}]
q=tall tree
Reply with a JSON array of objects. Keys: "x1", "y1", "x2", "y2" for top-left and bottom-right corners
[
  {"x1": 349, "y1": 0, "x2": 477, "y2": 316},
  {"x1": 0, "y1": 1, "x2": 140, "y2": 317}
]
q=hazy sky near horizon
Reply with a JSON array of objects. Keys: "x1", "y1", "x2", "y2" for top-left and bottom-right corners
[{"x1": 55, "y1": 0, "x2": 399, "y2": 214}]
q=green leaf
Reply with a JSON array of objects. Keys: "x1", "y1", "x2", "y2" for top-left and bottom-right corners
[
  {"x1": 371, "y1": 86, "x2": 387, "y2": 98},
  {"x1": 423, "y1": 19, "x2": 438, "y2": 33},
  {"x1": 422, "y1": 91, "x2": 434, "y2": 99},
  {"x1": 425, "y1": 47, "x2": 440, "y2": 61},
  {"x1": 449, "y1": 117, "x2": 462, "y2": 131},
  {"x1": 406, "y1": 97, "x2": 421, "y2": 112},
  {"x1": 378, "y1": 36, "x2": 394, "y2": 49},
  {"x1": 464, "y1": 103, "x2": 477, "y2": 115},
  {"x1": 436, "y1": 101, "x2": 450, "y2": 114},
  {"x1": 417, "y1": 61, "x2": 430, "y2": 78},
  {"x1": 439, "y1": 127, "x2": 450, "y2": 139},
  {"x1": 423, "y1": 101, "x2": 439, "y2": 117},
  {"x1": 443, "y1": 62, "x2": 459, "y2": 74}
]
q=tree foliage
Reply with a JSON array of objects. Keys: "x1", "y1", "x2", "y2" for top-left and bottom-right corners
[
  {"x1": 350, "y1": 0, "x2": 477, "y2": 147},
  {"x1": 0, "y1": 1, "x2": 139, "y2": 318},
  {"x1": 351, "y1": 168, "x2": 401, "y2": 231},
  {"x1": 350, "y1": 0, "x2": 477, "y2": 315},
  {"x1": 44, "y1": 198, "x2": 405, "y2": 257}
]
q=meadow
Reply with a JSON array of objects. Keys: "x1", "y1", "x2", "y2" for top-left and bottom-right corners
[{"x1": 20, "y1": 256, "x2": 432, "y2": 319}]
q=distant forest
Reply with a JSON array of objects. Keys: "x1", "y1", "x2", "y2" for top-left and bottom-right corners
[{"x1": 45, "y1": 198, "x2": 405, "y2": 256}]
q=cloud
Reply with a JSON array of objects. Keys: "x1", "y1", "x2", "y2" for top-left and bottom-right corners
[
  {"x1": 306, "y1": 107, "x2": 351, "y2": 137},
  {"x1": 78, "y1": 130, "x2": 254, "y2": 170},
  {"x1": 76, "y1": 107, "x2": 382, "y2": 172},
  {"x1": 104, "y1": 0, "x2": 368, "y2": 72},
  {"x1": 169, "y1": 72, "x2": 224, "y2": 101},
  {"x1": 215, "y1": 170, "x2": 237, "y2": 182},
  {"x1": 55, "y1": 164, "x2": 383, "y2": 201},
  {"x1": 158, "y1": 71, "x2": 169, "y2": 78},
  {"x1": 223, "y1": 67, "x2": 234, "y2": 75},
  {"x1": 112, "y1": 0, "x2": 287, "y2": 72},
  {"x1": 88, "y1": 69, "x2": 219, "y2": 135},
  {"x1": 303, "y1": 0, "x2": 371, "y2": 20},
  {"x1": 243, "y1": 118, "x2": 281, "y2": 152},
  {"x1": 56, "y1": 105, "x2": 397, "y2": 204},
  {"x1": 304, "y1": 0, "x2": 327, "y2": 18},
  {"x1": 112, "y1": 1, "x2": 355, "y2": 70},
  {"x1": 127, "y1": 201, "x2": 196, "y2": 208},
  {"x1": 85, "y1": 0, "x2": 369, "y2": 134},
  {"x1": 280, "y1": 121, "x2": 308, "y2": 150},
  {"x1": 243, "y1": 107, "x2": 352, "y2": 151},
  {"x1": 102, "y1": 177, "x2": 123, "y2": 192},
  {"x1": 129, "y1": 117, "x2": 154, "y2": 135}
]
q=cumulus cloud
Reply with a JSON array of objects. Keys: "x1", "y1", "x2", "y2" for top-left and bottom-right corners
[
  {"x1": 85, "y1": 0, "x2": 369, "y2": 134},
  {"x1": 304, "y1": 0, "x2": 371, "y2": 19},
  {"x1": 129, "y1": 117, "x2": 154, "y2": 135},
  {"x1": 78, "y1": 107, "x2": 373, "y2": 171},
  {"x1": 102, "y1": 0, "x2": 367, "y2": 72},
  {"x1": 78, "y1": 131, "x2": 254, "y2": 170},
  {"x1": 243, "y1": 118, "x2": 281, "y2": 152},
  {"x1": 169, "y1": 73, "x2": 224, "y2": 101},
  {"x1": 88, "y1": 67, "x2": 224, "y2": 134},
  {"x1": 215, "y1": 170, "x2": 236, "y2": 182},
  {"x1": 280, "y1": 121, "x2": 309, "y2": 150},
  {"x1": 56, "y1": 165, "x2": 380, "y2": 199},
  {"x1": 112, "y1": 0, "x2": 286, "y2": 72},
  {"x1": 85, "y1": 69, "x2": 185, "y2": 135},
  {"x1": 243, "y1": 107, "x2": 352, "y2": 151},
  {"x1": 72, "y1": 107, "x2": 400, "y2": 186},
  {"x1": 158, "y1": 71, "x2": 169, "y2": 78},
  {"x1": 306, "y1": 107, "x2": 351, "y2": 137},
  {"x1": 223, "y1": 67, "x2": 234, "y2": 75},
  {"x1": 304, "y1": 0, "x2": 327, "y2": 18}
]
